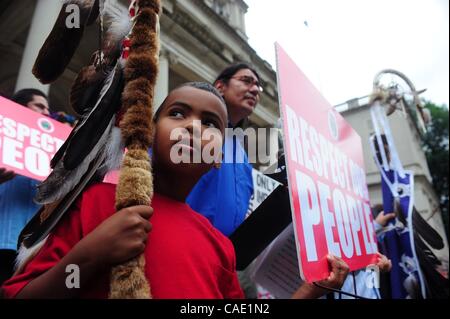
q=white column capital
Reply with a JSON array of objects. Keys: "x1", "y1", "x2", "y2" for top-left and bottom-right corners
[
  {"x1": 160, "y1": 49, "x2": 179, "y2": 65},
  {"x1": 154, "y1": 52, "x2": 170, "y2": 112}
]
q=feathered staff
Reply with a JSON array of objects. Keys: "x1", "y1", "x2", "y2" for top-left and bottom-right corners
[{"x1": 15, "y1": 0, "x2": 161, "y2": 299}]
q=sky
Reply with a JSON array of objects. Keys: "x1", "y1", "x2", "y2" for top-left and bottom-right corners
[{"x1": 244, "y1": 0, "x2": 449, "y2": 108}]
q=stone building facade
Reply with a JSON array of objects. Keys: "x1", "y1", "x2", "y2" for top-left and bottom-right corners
[{"x1": 0, "y1": 0, "x2": 279, "y2": 128}]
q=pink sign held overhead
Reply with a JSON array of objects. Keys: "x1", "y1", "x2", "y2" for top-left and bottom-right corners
[
  {"x1": 0, "y1": 96, "x2": 72, "y2": 181},
  {"x1": 275, "y1": 43, "x2": 378, "y2": 283}
]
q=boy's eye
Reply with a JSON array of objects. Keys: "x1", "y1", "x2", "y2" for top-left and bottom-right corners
[
  {"x1": 169, "y1": 110, "x2": 185, "y2": 118},
  {"x1": 202, "y1": 119, "x2": 218, "y2": 129}
]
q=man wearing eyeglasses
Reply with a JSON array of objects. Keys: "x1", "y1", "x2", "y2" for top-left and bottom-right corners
[{"x1": 214, "y1": 65, "x2": 263, "y2": 127}]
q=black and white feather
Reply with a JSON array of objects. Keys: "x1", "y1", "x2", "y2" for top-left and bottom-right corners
[
  {"x1": 35, "y1": 64, "x2": 124, "y2": 205},
  {"x1": 35, "y1": 1, "x2": 131, "y2": 205}
]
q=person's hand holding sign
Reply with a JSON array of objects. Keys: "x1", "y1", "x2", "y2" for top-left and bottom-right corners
[
  {"x1": 292, "y1": 255, "x2": 349, "y2": 299},
  {"x1": 0, "y1": 168, "x2": 16, "y2": 184},
  {"x1": 318, "y1": 255, "x2": 351, "y2": 289},
  {"x1": 374, "y1": 252, "x2": 392, "y2": 273},
  {"x1": 375, "y1": 211, "x2": 396, "y2": 227}
]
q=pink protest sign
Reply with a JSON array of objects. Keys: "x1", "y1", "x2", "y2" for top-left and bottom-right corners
[
  {"x1": 275, "y1": 43, "x2": 378, "y2": 283},
  {"x1": 0, "y1": 96, "x2": 71, "y2": 181}
]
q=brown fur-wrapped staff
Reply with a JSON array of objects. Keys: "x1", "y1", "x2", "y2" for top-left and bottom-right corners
[{"x1": 111, "y1": 0, "x2": 161, "y2": 299}]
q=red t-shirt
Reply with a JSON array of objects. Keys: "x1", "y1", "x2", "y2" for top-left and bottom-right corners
[{"x1": 2, "y1": 183, "x2": 244, "y2": 299}]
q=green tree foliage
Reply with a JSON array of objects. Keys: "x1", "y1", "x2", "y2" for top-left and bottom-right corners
[{"x1": 422, "y1": 101, "x2": 449, "y2": 237}]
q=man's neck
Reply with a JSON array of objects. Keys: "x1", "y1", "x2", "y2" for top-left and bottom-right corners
[
  {"x1": 230, "y1": 119, "x2": 239, "y2": 128},
  {"x1": 229, "y1": 112, "x2": 242, "y2": 128}
]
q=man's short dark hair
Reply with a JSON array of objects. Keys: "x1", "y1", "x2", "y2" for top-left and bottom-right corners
[
  {"x1": 11, "y1": 88, "x2": 48, "y2": 107},
  {"x1": 214, "y1": 62, "x2": 261, "y2": 85}
]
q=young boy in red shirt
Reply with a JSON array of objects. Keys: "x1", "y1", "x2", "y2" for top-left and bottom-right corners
[{"x1": 2, "y1": 82, "x2": 243, "y2": 299}]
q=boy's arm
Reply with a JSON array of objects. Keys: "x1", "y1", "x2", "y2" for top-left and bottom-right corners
[
  {"x1": 15, "y1": 238, "x2": 107, "y2": 299},
  {"x1": 13, "y1": 205, "x2": 153, "y2": 299}
]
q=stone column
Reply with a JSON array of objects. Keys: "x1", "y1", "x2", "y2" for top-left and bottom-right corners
[
  {"x1": 154, "y1": 51, "x2": 170, "y2": 113},
  {"x1": 15, "y1": 0, "x2": 62, "y2": 94}
]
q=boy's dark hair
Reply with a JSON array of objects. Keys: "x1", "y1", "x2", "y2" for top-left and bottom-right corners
[
  {"x1": 11, "y1": 89, "x2": 48, "y2": 107},
  {"x1": 154, "y1": 82, "x2": 226, "y2": 122},
  {"x1": 214, "y1": 62, "x2": 261, "y2": 85}
]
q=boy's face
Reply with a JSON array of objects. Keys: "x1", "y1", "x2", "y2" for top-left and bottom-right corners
[{"x1": 153, "y1": 86, "x2": 228, "y2": 178}]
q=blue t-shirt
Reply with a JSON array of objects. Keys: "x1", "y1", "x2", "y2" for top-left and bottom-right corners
[
  {"x1": 187, "y1": 134, "x2": 254, "y2": 236},
  {"x1": 0, "y1": 175, "x2": 41, "y2": 250}
]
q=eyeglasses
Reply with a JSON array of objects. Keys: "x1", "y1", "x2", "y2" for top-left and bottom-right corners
[{"x1": 231, "y1": 76, "x2": 264, "y2": 93}]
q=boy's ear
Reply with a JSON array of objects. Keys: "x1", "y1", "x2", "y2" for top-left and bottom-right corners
[{"x1": 215, "y1": 81, "x2": 226, "y2": 95}]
